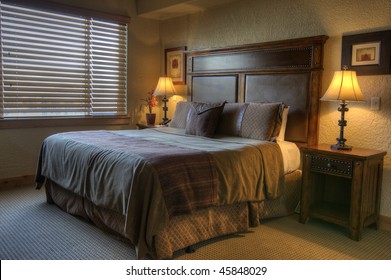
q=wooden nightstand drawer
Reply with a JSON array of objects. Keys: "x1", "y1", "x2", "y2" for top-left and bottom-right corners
[{"x1": 310, "y1": 155, "x2": 353, "y2": 177}]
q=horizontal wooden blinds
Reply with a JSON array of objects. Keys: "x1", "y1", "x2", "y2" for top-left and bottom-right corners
[{"x1": 0, "y1": 1, "x2": 128, "y2": 118}]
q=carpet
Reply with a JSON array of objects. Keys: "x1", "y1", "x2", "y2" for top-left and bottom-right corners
[{"x1": 1, "y1": 185, "x2": 391, "y2": 260}]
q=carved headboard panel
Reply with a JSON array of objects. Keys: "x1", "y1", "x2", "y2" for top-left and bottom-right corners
[{"x1": 185, "y1": 35, "x2": 328, "y2": 146}]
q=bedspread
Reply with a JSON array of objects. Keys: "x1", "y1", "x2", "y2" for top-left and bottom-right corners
[
  {"x1": 35, "y1": 127, "x2": 284, "y2": 258},
  {"x1": 36, "y1": 130, "x2": 218, "y2": 217}
]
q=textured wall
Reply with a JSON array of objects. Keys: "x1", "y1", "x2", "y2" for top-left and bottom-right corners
[
  {"x1": 159, "y1": 0, "x2": 391, "y2": 216},
  {"x1": 0, "y1": 0, "x2": 160, "y2": 179}
]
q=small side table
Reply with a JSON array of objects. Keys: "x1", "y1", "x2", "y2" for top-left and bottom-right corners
[
  {"x1": 299, "y1": 144, "x2": 386, "y2": 241},
  {"x1": 136, "y1": 123, "x2": 167, "y2": 129}
]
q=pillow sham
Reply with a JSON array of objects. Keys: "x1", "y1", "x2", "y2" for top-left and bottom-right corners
[
  {"x1": 240, "y1": 102, "x2": 283, "y2": 141},
  {"x1": 169, "y1": 101, "x2": 190, "y2": 129},
  {"x1": 185, "y1": 101, "x2": 226, "y2": 137}
]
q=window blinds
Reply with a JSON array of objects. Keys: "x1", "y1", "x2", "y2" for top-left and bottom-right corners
[{"x1": 0, "y1": 1, "x2": 128, "y2": 118}]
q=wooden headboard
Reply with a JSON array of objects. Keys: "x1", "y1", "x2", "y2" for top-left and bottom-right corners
[{"x1": 185, "y1": 35, "x2": 328, "y2": 146}]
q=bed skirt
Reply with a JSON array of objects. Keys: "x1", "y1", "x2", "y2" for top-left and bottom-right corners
[{"x1": 44, "y1": 169, "x2": 301, "y2": 259}]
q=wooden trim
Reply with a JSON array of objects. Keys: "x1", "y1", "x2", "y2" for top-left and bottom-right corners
[
  {"x1": 379, "y1": 215, "x2": 391, "y2": 232},
  {"x1": 185, "y1": 35, "x2": 329, "y2": 56},
  {"x1": 0, "y1": 116, "x2": 131, "y2": 129},
  {"x1": 0, "y1": 175, "x2": 35, "y2": 189}
]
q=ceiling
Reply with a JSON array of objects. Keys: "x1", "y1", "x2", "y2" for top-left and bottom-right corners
[{"x1": 137, "y1": 0, "x2": 240, "y2": 20}]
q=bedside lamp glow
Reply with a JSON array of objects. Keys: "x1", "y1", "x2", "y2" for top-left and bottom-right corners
[
  {"x1": 153, "y1": 76, "x2": 176, "y2": 124},
  {"x1": 321, "y1": 68, "x2": 365, "y2": 150}
]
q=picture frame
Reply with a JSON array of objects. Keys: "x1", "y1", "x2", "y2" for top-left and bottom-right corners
[
  {"x1": 341, "y1": 30, "x2": 391, "y2": 75},
  {"x1": 351, "y1": 41, "x2": 380, "y2": 66},
  {"x1": 165, "y1": 46, "x2": 187, "y2": 85}
]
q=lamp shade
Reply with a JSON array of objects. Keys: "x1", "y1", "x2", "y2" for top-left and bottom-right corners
[
  {"x1": 153, "y1": 77, "x2": 176, "y2": 97},
  {"x1": 321, "y1": 70, "x2": 365, "y2": 102}
]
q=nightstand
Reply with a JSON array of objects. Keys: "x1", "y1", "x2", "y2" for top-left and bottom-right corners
[
  {"x1": 299, "y1": 144, "x2": 386, "y2": 241},
  {"x1": 136, "y1": 123, "x2": 167, "y2": 129}
]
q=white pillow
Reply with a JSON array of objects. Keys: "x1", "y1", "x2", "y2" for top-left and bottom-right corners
[
  {"x1": 277, "y1": 106, "x2": 289, "y2": 141},
  {"x1": 169, "y1": 101, "x2": 190, "y2": 129}
]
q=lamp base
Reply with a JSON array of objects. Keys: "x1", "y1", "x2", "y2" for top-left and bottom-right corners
[
  {"x1": 161, "y1": 95, "x2": 169, "y2": 124},
  {"x1": 330, "y1": 101, "x2": 352, "y2": 151},
  {"x1": 330, "y1": 144, "x2": 352, "y2": 151}
]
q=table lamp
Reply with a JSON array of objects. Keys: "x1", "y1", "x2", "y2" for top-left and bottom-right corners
[
  {"x1": 153, "y1": 76, "x2": 176, "y2": 124},
  {"x1": 321, "y1": 68, "x2": 365, "y2": 150}
]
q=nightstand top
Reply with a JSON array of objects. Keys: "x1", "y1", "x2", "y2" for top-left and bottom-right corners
[{"x1": 301, "y1": 144, "x2": 387, "y2": 159}]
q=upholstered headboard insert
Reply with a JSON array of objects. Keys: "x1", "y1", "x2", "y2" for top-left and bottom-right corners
[{"x1": 185, "y1": 35, "x2": 328, "y2": 146}]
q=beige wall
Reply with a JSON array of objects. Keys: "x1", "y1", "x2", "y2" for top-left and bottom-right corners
[
  {"x1": 0, "y1": 0, "x2": 161, "y2": 179},
  {"x1": 159, "y1": 0, "x2": 391, "y2": 216}
]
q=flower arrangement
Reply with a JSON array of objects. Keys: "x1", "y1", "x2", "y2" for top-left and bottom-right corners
[{"x1": 140, "y1": 90, "x2": 158, "y2": 114}]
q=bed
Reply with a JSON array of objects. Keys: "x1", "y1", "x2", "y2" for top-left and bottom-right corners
[{"x1": 35, "y1": 35, "x2": 328, "y2": 259}]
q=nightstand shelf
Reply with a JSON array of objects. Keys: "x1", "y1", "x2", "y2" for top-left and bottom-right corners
[
  {"x1": 310, "y1": 202, "x2": 350, "y2": 227},
  {"x1": 300, "y1": 144, "x2": 386, "y2": 241}
]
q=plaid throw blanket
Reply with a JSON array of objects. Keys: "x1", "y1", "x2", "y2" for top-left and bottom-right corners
[{"x1": 36, "y1": 130, "x2": 218, "y2": 217}]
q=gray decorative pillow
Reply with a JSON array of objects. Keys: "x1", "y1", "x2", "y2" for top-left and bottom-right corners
[
  {"x1": 216, "y1": 103, "x2": 249, "y2": 136},
  {"x1": 169, "y1": 101, "x2": 190, "y2": 129},
  {"x1": 185, "y1": 101, "x2": 226, "y2": 137},
  {"x1": 240, "y1": 102, "x2": 283, "y2": 141}
]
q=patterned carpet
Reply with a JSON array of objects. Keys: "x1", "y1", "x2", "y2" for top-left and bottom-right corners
[{"x1": 1, "y1": 185, "x2": 391, "y2": 260}]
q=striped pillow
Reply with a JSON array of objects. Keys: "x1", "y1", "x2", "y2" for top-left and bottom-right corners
[{"x1": 169, "y1": 101, "x2": 190, "y2": 129}]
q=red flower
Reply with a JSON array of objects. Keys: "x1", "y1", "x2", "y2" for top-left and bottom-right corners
[{"x1": 140, "y1": 90, "x2": 158, "y2": 114}]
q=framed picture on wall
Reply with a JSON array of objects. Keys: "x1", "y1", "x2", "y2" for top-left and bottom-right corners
[
  {"x1": 341, "y1": 30, "x2": 391, "y2": 75},
  {"x1": 351, "y1": 41, "x2": 380, "y2": 66},
  {"x1": 165, "y1": 46, "x2": 186, "y2": 85}
]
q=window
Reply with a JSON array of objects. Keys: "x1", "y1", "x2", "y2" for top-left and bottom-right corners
[{"x1": 0, "y1": 1, "x2": 128, "y2": 120}]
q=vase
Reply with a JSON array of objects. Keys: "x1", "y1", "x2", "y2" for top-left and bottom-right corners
[{"x1": 146, "y1": 113, "x2": 156, "y2": 125}]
